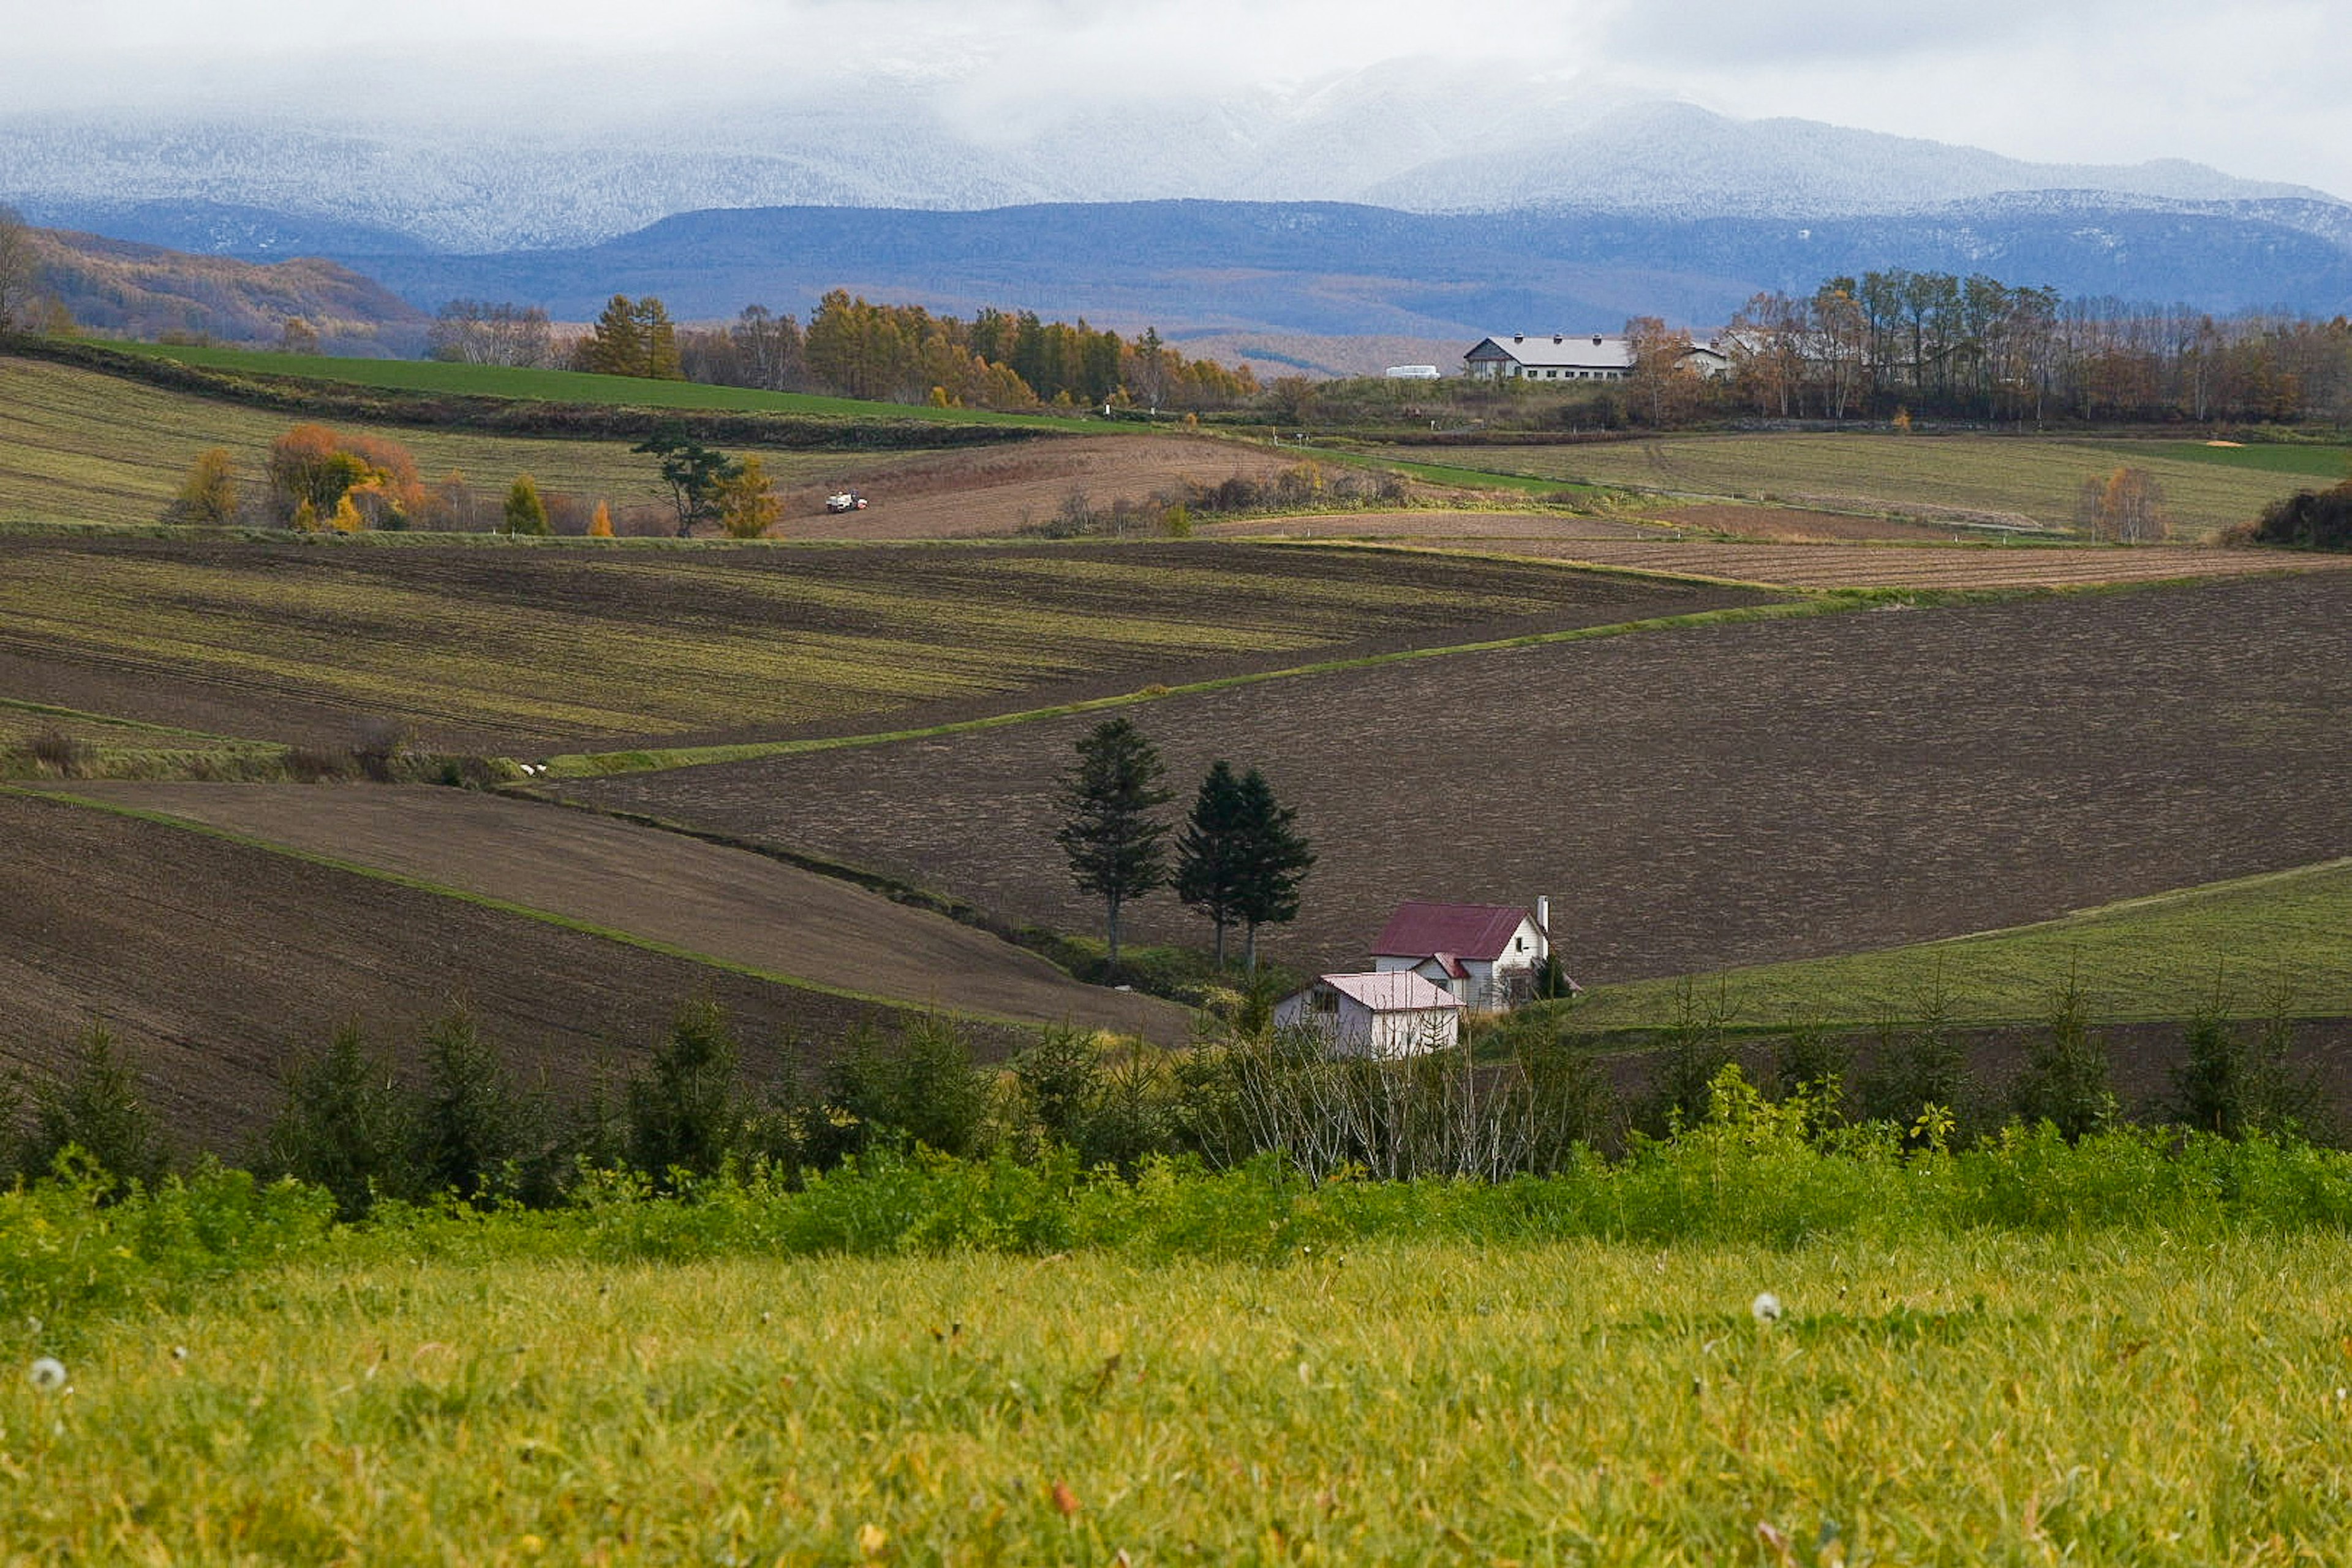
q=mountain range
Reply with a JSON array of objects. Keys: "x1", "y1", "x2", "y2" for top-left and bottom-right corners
[{"x1": 7, "y1": 75, "x2": 2348, "y2": 344}]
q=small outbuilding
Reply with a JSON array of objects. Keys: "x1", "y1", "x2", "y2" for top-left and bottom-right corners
[{"x1": 1273, "y1": 971, "x2": 1464, "y2": 1057}]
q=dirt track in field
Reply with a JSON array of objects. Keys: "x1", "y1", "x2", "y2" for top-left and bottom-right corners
[
  {"x1": 567, "y1": 573, "x2": 2352, "y2": 989},
  {"x1": 778, "y1": 434, "x2": 1304, "y2": 538},
  {"x1": 0, "y1": 791, "x2": 1050, "y2": 1152},
  {"x1": 50, "y1": 784, "x2": 1189, "y2": 1044}
]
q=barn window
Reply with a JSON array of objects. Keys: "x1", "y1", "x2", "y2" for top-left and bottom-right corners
[{"x1": 1313, "y1": 989, "x2": 1338, "y2": 1015}]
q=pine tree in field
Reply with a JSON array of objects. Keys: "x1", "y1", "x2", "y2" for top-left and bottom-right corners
[
  {"x1": 1175, "y1": 760, "x2": 1250, "y2": 967},
  {"x1": 1054, "y1": 717, "x2": 1171, "y2": 973},
  {"x1": 502, "y1": 473, "x2": 551, "y2": 536},
  {"x1": 1229, "y1": 767, "x2": 1314, "y2": 973},
  {"x1": 582, "y1": 295, "x2": 644, "y2": 376}
]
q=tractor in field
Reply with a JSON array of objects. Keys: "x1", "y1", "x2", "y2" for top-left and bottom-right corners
[{"x1": 824, "y1": 491, "x2": 869, "y2": 514}]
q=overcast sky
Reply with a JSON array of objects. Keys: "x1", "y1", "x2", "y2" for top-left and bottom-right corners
[{"x1": 10, "y1": 0, "x2": 2347, "y2": 198}]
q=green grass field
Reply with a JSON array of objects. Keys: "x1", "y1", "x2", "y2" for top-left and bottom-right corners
[
  {"x1": 1566, "y1": 858, "x2": 2352, "y2": 1033},
  {"x1": 1394, "y1": 432, "x2": 2342, "y2": 538},
  {"x1": 17, "y1": 1139, "x2": 2352, "y2": 1562},
  {"x1": 103, "y1": 341, "x2": 1101, "y2": 430},
  {"x1": 0, "y1": 355, "x2": 973, "y2": 530}
]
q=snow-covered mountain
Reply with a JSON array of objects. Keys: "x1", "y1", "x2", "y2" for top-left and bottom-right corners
[{"x1": 2, "y1": 68, "x2": 2334, "y2": 254}]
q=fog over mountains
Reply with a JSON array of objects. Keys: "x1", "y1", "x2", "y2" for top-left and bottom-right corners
[{"x1": 7, "y1": 66, "x2": 2350, "y2": 335}]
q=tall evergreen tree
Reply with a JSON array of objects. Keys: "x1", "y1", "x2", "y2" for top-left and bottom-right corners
[
  {"x1": 581, "y1": 295, "x2": 644, "y2": 377},
  {"x1": 1229, "y1": 767, "x2": 1314, "y2": 973},
  {"x1": 1054, "y1": 718, "x2": 1171, "y2": 971},
  {"x1": 21, "y1": 1023, "x2": 167, "y2": 1193},
  {"x1": 1175, "y1": 760, "x2": 1250, "y2": 967},
  {"x1": 258, "y1": 1023, "x2": 413, "y2": 1221}
]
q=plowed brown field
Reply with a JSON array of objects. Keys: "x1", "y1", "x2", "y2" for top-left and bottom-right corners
[
  {"x1": 564, "y1": 573, "x2": 2352, "y2": 988},
  {"x1": 0, "y1": 791, "x2": 1052, "y2": 1152},
  {"x1": 57, "y1": 782, "x2": 1185, "y2": 1042}
]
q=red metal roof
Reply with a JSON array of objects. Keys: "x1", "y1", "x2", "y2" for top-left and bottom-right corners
[{"x1": 1371, "y1": 901, "x2": 1537, "y2": 963}]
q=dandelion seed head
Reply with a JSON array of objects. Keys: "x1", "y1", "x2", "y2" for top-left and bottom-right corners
[
  {"x1": 28, "y1": 1358, "x2": 67, "y2": 1392},
  {"x1": 1751, "y1": 1292, "x2": 1784, "y2": 1325}
]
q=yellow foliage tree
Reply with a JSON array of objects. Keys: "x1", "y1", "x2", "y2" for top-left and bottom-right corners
[
  {"x1": 715, "y1": 456, "x2": 780, "y2": 539},
  {"x1": 290, "y1": 497, "x2": 321, "y2": 533},
  {"x1": 589, "y1": 500, "x2": 614, "y2": 538},
  {"x1": 329, "y1": 494, "x2": 367, "y2": 533},
  {"x1": 173, "y1": 447, "x2": 238, "y2": 526}
]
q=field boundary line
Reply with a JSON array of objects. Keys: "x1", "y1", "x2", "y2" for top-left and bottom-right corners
[
  {"x1": 537, "y1": 595, "x2": 1865, "y2": 777},
  {"x1": 1, "y1": 784, "x2": 1068, "y2": 1036},
  {"x1": 0, "y1": 696, "x2": 274, "y2": 746},
  {"x1": 1917, "y1": 856, "x2": 2352, "y2": 946}
]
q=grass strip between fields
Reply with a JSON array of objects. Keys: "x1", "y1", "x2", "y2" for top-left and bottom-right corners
[
  {"x1": 535, "y1": 594, "x2": 1891, "y2": 777},
  {"x1": 1564, "y1": 856, "x2": 2352, "y2": 1036},
  {"x1": 1, "y1": 785, "x2": 1068, "y2": 1036}
]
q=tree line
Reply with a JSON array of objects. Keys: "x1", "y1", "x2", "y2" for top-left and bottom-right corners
[
  {"x1": 4, "y1": 957, "x2": 2325, "y2": 1218},
  {"x1": 1708, "y1": 271, "x2": 2352, "y2": 426},
  {"x1": 168, "y1": 419, "x2": 782, "y2": 538},
  {"x1": 434, "y1": 290, "x2": 1262, "y2": 413}
]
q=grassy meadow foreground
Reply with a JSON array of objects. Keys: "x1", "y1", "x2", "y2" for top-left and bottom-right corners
[{"x1": 14, "y1": 1134, "x2": 2352, "y2": 1564}]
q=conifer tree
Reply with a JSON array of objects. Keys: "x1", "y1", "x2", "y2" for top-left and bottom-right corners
[
  {"x1": 715, "y1": 455, "x2": 780, "y2": 538},
  {"x1": 1175, "y1": 760, "x2": 1250, "y2": 967},
  {"x1": 502, "y1": 473, "x2": 551, "y2": 536},
  {"x1": 1229, "y1": 767, "x2": 1314, "y2": 973},
  {"x1": 258, "y1": 1023, "x2": 412, "y2": 1221},
  {"x1": 1054, "y1": 718, "x2": 1171, "y2": 972},
  {"x1": 21, "y1": 1023, "x2": 166, "y2": 1193},
  {"x1": 582, "y1": 294, "x2": 644, "y2": 377}
]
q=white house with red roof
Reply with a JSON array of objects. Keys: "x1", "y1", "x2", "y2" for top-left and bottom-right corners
[
  {"x1": 1272, "y1": 970, "x2": 1464, "y2": 1057},
  {"x1": 1369, "y1": 898, "x2": 1563, "y2": 1011}
]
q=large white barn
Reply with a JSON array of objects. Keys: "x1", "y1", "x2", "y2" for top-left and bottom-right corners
[
  {"x1": 1463, "y1": 333, "x2": 1733, "y2": 383},
  {"x1": 1463, "y1": 333, "x2": 1632, "y2": 383}
]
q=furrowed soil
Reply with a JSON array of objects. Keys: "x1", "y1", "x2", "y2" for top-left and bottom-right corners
[
  {"x1": 1393, "y1": 432, "x2": 2332, "y2": 537},
  {"x1": 0, "y1": 537, "x2": 1712, "y2": 752},
  {"x1": 0, "y1": 791, "x2": 1049, "y2": 1152},
  {"x1": 565, "y1": 573, "x2": 2352, "y2": 986},
  {"x1": 56, "y1": 783, "x2": 1186, "y2": 1043}
]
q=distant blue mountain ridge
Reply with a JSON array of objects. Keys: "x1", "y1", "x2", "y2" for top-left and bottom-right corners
[{"x1": 236, "y1": 195, "x2": 2352, "y2": 337}]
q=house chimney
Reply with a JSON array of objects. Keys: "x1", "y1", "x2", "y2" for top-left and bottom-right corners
[
  {"x1": 1536, "y1": 895, "x2": 1550, "y2": 933},
  {"x1": 1513, "y1": 333, "x2": 1524, "y2": 344},
  {"x1": 1592, "y1": 334, "x2": 1604, "y2": 345},
  {"x1": 1553, "y1": 333, "x2": 1562, "y2": 344}
]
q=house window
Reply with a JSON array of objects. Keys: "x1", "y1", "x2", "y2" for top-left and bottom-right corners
[
  {"x1": 1515, "y1": 937, "x2": 1525, "y2": 951},
  {"x1": 1313, "y1": 990, "x2": 1338, "y2": 1016}
]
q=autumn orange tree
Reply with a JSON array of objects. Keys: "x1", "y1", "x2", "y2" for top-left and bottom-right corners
[
  {"x1": 2075, "y1": 466, "x2": 2168, "y2": 543},
  {"x1": 265, "y1": 424, "x2": 423, "y2": 529}
]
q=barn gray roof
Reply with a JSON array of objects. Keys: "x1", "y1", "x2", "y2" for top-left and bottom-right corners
[{"x1": 1464, "y1": 333, "x2": 1634, "y2": 371}]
